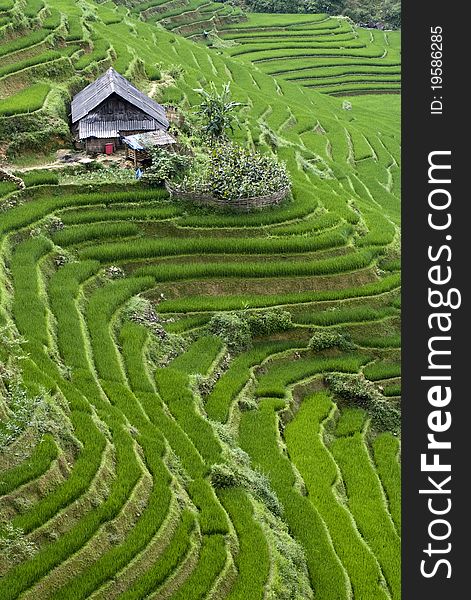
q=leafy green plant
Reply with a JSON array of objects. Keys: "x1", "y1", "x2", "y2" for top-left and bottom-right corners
[
  {"x1": 143, "y1": 147, "x2": 192, "y2": 185},
  {"x1": 194, "y1": 81, "x2": 243, "y2": 141},
  {"x1": 210, "y1": 463, "x2": 244, "y2": 488}
]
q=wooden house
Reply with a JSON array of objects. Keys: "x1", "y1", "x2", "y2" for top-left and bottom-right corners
[{"x1": 71, "y1": 68, "x2": 169, "y2": 153}]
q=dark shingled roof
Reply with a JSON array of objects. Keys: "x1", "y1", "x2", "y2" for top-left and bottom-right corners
[{"x1": 71, "y1": 67, "x2": 168, "y2": 129}]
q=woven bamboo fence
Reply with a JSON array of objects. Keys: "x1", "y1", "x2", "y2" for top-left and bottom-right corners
[{"x1": 165, "y1": 182, "x2": 289, "y2": 213}]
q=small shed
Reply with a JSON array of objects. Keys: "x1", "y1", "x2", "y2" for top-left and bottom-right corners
[
  {"x1": 122, "y1": 130, "x2": 177, "y2": 166},
  {"x1": 71, "y1": 68, "x2": 169, "y2": 153}
]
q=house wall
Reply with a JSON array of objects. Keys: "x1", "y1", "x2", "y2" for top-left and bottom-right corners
[
  {"x1": 77, "y1": 94, "x2": 168, "y2": 153},
  {"x1": 85, "y1": 137, "x2": 119, "y2": 153},
  {"x1": 83, "y1": 95, "x2": 158, "y2": 132}
]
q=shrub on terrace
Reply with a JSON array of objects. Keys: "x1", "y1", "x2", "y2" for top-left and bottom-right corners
[
  {"x1": 206, "y1": 309, "x2": 294, "y2": 352},
  {"x1": 142, "y1": 147, "x2": 192, "y2": 186},
  {"x1": 210, "y1": 463, "x2": 244, "y2": 488},
  {"x1": 209, "y1": 445, "x2": 283, "y2": 516},
  {"x1": 325, "y1": 372, "x2": 400, "y2": 433},
  {"x1": 147, "y1": 331, "x2": 187, "y2": 367},
  {"x1": 0, "y1": 383, "x2": 72, "y2": 450},
  {"x1": 177, "y1": 142, "x2": 290, "y2": 201},
  {"x1": 246, "y1": 309, "x2": 293, "y2": 337},
  {"x1": 0, "y1": 523, "x2": 38, "y2": 566},
  {"x1": 308, "y1": 330, "x2": 355, "y2": 352},
  {"x1": 208, "y1": 312, "x2": 252, "y2": 351}
]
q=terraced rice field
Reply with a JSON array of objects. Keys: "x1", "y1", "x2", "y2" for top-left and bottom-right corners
[
  {"x1": 0, "y1": 0, "x2": 401, "y2": 598},
  {"x1": 218, "y1": 13, "x2": 401, "y2": 96},
  {"x1": 129, "y1": 0, "x2": 244, "y2": 38}
]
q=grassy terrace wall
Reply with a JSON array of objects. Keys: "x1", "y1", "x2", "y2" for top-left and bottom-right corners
[{"x1": 0, "y1": 0, "x2": 400, "y2": 598}]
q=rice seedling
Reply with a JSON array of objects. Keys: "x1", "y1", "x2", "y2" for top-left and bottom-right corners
[
  {"x1": 188, "y1": 479, "x2": 229, "y2": 535},
  {"x1": 65, "y1": 15, "x2": 84, "y2": 41},
  {"x1": 163, "y1": 314, "x2": 211, "y2": 333},
  {"x1": 85, "y1": 277, "x2": 154, "y2": 382},
  {"x1": 117, "y1": 511, "x2": 196, "y2": 599},
  {"x1": 0, "y1": 181, "x2": 18, "y2": 196},
  {"x1": 0, "y1": 49, "x2": 77, "y2": 78},
  {"x1": 363, "y1": 360, "x2": 401, "y2": 381},
  {"x1": 169, "y1": 534, "x2": 227, "y2": 599},
  {"x1": 132, "y1": 248, "x2": 378, "y2": 285},
  {"x1": 21, "y1": 169, "x2": 59, "y2": 187},
  {"x1": 285, "y1": 392, "x2": 390, "y2": 599},
  {"x1": 135, "y1": 390, "x2": 206, "y2": 479},
  {"x1": 0, "y1": 434, "x2": 58, "y2": 495},
  {"x1": 383, "y1": 382, "x2": 401, "y2": 397},
  {"x1": 335, "y1": 407, "x2": 366, "y2": 436},
  {"x1": 205, "y1": 341, "x2": 300, "y2": 422},
  {"x1": 52, "y1": 222, "x2": 141, "y2": 246},
  {"x1": 10, "y1": 411, "x2": 107, "y2": 534},
  {"x1": 0, "y1": 84, "x2": 50, "y2": 117},
  {"x1": 155, "y1": 367, "x2": 222, "y2": 465},
  {"x1": 255, "y1": 353, "x2": 369, "y2": 397},
  {"x1": 0, "y1": 30, "x2": 50, "y2": 58},
  {"x1": 74, "y1": 38, "x2": 111, "y2": 70},
  {"x1": 354, "y1": 334, "x2": 401, "y2": 348},
  {"x1": 48, "y1": 260, "x2": 100, "y2": 369},
  {"x1": 0, "y1": 418, "x2": 138, "y2": 599},
  {"x1": 52, "y1": 430, "x2": 172, "y2": 600},
  {"x1": 23, "y1": 0, "x2": 45, "y2": 18},
  {"x1": 239, "y1": 397, "x2": 349, "y2": 599},
  {"x1": 291, "y1": 305, "x2": 398, "y2": 326},
  {"x1": 10, "y1": 236, "x2": 53, "y2": 346},
  {"x1": 119, "y1": 321, "x2": 155, "y2": 392},
  {"x1": 78, "y1": 227, "x2": 360, "y2": 262},
  {"x1": 157, "y1": 273, "x2": 401, "y2": 313},
  {"x1": 331, "y1": 432, "x2": 401, "y2": 598},
  {"x1": 372, "y1": 433, "x2": 401, "y2": 529},
  {"x1": 42, "y1": 7, "x2": 61, "y2": 29},
  {"x1": 0, "y1": 1, "x2": 401, "y2": 594},
  {"x1": 59, "y1": 202, "x2": 178, "y2": 225},
  {"x1": 217, "y1": 488, "x2": 269, "y2": 600},
  {"x1": 169, "y1": 336, "x2": 223, "y2": 375},
  {"x1": 0, "y1": 189, "x2": 168, "y2": 236}
]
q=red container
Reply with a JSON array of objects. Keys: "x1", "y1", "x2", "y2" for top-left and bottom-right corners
[{"x1": 105, "y1": 143, "x2": 114, "y2": 155}]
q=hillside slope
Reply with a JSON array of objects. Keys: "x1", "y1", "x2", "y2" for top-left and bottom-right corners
[{"x1": 0, "y1": 1, "x2": 400, "y2": 598}]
